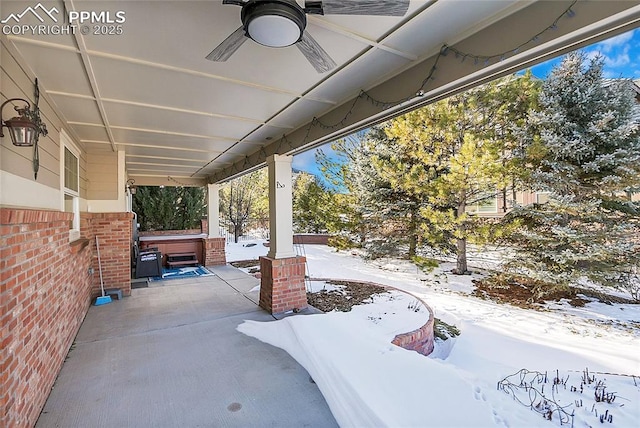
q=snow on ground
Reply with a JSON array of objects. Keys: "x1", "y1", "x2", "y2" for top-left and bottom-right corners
[
  {"x1": 230, "y1": 240, "x2": 640, "y2": 427},
  {"x1": 226, "y1": 239, "x2": 269, "y2": 262}
]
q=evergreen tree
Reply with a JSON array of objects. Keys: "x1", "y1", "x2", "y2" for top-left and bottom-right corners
[
  {"x1": 316, "y1": 134, "x2": 370, "y2": 246},
  {"x1": 504, "y1": 52, "x2": 640, "y2": 295},
  {"x1": 476, "y1": 70, "x2": 542, "y2": 207},
  {"x1": 374, "y1": 74, "x2": 539, "y2": 272},
  {"x1": 292, "y1": 172, "x2": 336, "y2": 233},
  {"x1": 357, "y1": 127, "x2": 429, "y2": 258},
  {"x1": 176, "y1": 186, "x2": 206, "y2": 230},
  {"x1": 133, "y1": 186, "x2": 205, "y2": 231}
]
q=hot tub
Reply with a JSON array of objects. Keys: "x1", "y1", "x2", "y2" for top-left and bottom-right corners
[{"x1": 139, "y1": 234, "x2": 207, "y2": 266}]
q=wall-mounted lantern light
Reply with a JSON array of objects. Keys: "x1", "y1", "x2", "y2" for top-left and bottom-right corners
[
  {"x1": 0, "y1": 79, "x2": 48, "y2": 179},
  {"x1": 0, "y1": 98, "x2": 40, "y2": 147},
  {"x1": 126, "y1": 179, "x2": 137, "y2": 195}
]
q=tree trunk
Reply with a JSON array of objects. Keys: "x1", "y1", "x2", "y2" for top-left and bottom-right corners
[
  {"x1": 454, "y1": 199, "x2": 469, "y2": 275},
  {"x1": 408, "y1": 206, "x2": 418, "y2": 258},
  {"x1": 502, "y1": 188, "x2": 508, "y2": 213},
  {"x1": 234, "y1": 224, "x2": 241, "y2": 243},
  {"x1": 408, "y1": 235, "x2": 417, "y2": 258},
  {"x1": 455, "y1": 237, "x2": 468, "y2": 274}
]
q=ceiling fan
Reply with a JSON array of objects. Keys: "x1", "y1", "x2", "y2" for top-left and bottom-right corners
[{"x1": 206, "y1": 0, "x2": 410, "y2": 73}]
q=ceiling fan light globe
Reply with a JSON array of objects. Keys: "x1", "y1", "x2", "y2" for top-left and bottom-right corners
[
  {"x1": 247, "y1": 15, "x2": 301, "y2": 47},
  {"x1": 241, "y1": 0, "x2": 306, "y2": 48}
]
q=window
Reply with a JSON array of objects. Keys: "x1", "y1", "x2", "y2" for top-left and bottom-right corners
[
  {"x1": 61, "y1": 132, "x2": 80, "y2": 240},
  {"x1": 476, "y1": 197, "x2": 498, "y2": 213},
  {"x1": 536, "y1": 192, "x2": 551, "y2": 204},
  {"x1": 466, "y1": 194, "x2": 498, "y2": 214},
  {"x1": 64, "y1": 147, "x2": 78, "y2": 192}
]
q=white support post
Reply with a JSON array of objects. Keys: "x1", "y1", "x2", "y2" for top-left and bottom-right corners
[
  {"x1": 207, "y1": 183, "x2": 221, "y2": 238},
  {"x1": 266, "y1": 154, "x2": 295, "y2": 259}
]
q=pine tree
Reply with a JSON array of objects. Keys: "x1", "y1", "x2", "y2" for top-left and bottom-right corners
[
  {"x1": 316, "y1": 134, "x2": 370, "y2": 246},
  {"x1": 133, "y1": 186, "x2": 205, "y2": 231},
  {"x1": 176, "y1": 186, "x2": 206, "y2": 229},
  {"x1": 374, "y1": 74, "x2": 539, "y2": 272},
  {"x1": 316, "y1": 130, "x2": 427, "y2": 256},
  {"x1": 315, "y1": 75, "x2": 539, "y2": 263},
  {"x1": 358, "y1": 126, "x2": 430, "y2": 258},
  {"x1": 504, "y1": 52, "x2": 640, "y2": 295},
  {"x1": 292, "y1": 172, "x2": 336, "y2": 233}
]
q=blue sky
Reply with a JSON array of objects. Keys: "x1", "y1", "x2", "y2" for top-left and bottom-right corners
[
  {"x1": 529, "y1": 28, "x2": 640, "y2": 79},
  {"x1": 293, "y1": 28, "x2": 640, "y2": 179}
]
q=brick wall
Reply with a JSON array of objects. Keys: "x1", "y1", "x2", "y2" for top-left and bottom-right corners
[
  {"x1": 309, "y1": 277, "x2": 435, "y2": 356},
  {"x1": 293, "y1": 234, "x2": 330, "y2": 245},
  {"x1": 389, "y1": 290, "x2": 435, "y2": 356},
  {"x1": 83, "y1": 213, "x2": 133, "y2": 297},
  {"x1": 136, "y1": 219, "x2": 209, "y2": 237},
  {"x1": 1, "y1": 208, "x2": 93, "y2": 428},
  {"x1": 139, "y1": 228, "x2": 203, "y2": 237},
  {"x1": 391, "y1": 316, "x2": 435, "y2": 356},
  {"x1": 259, "y1": 256, "x2": 307, "y2": 314},
  {"x1": 203, "y1": 237, "x2": 226, "y2": 266}
]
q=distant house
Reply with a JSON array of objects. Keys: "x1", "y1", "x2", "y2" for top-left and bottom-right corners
[{"x1": 470, "y1": 79, "x2": 640, "y2": 217}]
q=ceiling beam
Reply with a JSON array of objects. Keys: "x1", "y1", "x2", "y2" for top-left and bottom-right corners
[
  {"x1": 125, "y1": 154, "x2": 214, "y2": 163},
  {"x1": 86, "y1": 50, "x2": 337, "y2": 105},
  {"x1": 127, "y1": 175, "x2": 207, "y2": 187},
  {"x1": 81, "y1": 139, "x2": 220, "y2": 154},
  {"x1": 8, "y1": 34, "x2": 338, "y2": 105},
  {"x1": 211, "y1": 0, "x2": 640, "y2": 183},
  {"x1": 66, "y1": 0, "x2": 118, "y2": 152},
  {"x1": 307, "y1": 17, "x2": 418, "y2": 61}
]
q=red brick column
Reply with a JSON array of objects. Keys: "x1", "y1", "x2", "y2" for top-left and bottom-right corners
[
  {"x1": 203, "y1": 237, "x2": 226, "y2": 266},
  {"x1": 259, "y1": 256, "x2": 307, "y2": 314},
  {"x1": 0, "y1": 208, "x2": 93, "y2": 428},
  {"x1": 86, "y1": 212, "x2": 133, "y2": 297}
]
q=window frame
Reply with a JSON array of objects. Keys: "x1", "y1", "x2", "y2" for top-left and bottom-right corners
[
  {"x1": 466, "y1": 194, "x2": 498, "y2": 214},
  {"x1": 536, "y1": 192, "x2": 551, "y2": 204},
  {"x1": 60, "y1": 131, "x2": 81, "y2": 241}
]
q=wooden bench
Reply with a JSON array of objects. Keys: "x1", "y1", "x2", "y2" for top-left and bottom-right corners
[{"x1": 167, "y1": 252, "x2": 199, "y2": 268}]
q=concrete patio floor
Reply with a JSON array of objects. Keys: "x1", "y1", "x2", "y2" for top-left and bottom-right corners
[{"x1": 36, "y1": 265, "x2": 337, "y2": 427}]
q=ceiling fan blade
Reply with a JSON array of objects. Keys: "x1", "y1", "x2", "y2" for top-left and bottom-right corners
[
  {"x1": 311, "y1": 0, "x2": 409, "y2": 16},
  {"x1": 206, "y1": 26, "x2": 248, "y2": 62},
  {"x1": 296, "y1": 31, "x2": 337, "y2": 73}
]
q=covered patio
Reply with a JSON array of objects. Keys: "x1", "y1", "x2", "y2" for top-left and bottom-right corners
[
  {"x1": 35, "y1": 265, "x2": 336, "y2": 427},
  {"x1": 2, "y1": 1, "x2": 640, "y2": 426}
]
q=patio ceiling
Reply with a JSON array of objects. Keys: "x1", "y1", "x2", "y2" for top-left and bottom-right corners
[{"x1": 3, "y1": 0, "x2": 639, "y2": 186}]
